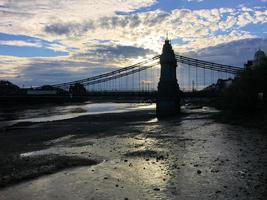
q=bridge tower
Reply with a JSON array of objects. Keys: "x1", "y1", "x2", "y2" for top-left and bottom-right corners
[{"x1": 156, "y1": 39, "x2": 180, "y2": 118}]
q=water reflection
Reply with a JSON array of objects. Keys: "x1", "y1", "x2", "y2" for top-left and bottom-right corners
[{"x1": 0, "y1": 102, "x2": 155, "y2": 127}]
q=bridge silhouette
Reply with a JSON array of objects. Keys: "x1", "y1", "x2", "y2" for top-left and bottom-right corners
[{"x1": 50, "y1": 43, "x2": 243, "y2": 93}]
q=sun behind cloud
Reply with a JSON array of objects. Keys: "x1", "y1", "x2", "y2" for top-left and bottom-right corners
[{"x1": 0, "y1": 0, "x2": 266, "y2": 86}]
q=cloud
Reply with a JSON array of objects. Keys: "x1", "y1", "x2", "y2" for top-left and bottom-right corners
[
  {"x1": 72, "y1": 44, "x2": 157, "y2": 68},
  {"x1": 0, "y1": 0, "x2": 156, "y2": 36},
  {"x1": 42, "y1": 7, "x2": 266, "y2": 51},
  {"x1": 0, "y1": 44, "x2": 156, "y2": 86},
  {"x1": 44, "y1": 21, "x2": 95, "y2": 36},
  {"x1": 0, "y1": 1, "x2": 267, "y2": 86},
  {"x1": 0, "y1": 40, "x2": 42, "y2": 48},
  {"x1": 91, "y1": 45, "x2": 156, "y2": 59},
  {"x1": 187, "y1": 38, "x2": 267, "y2": 67},
  {"x1": 0, "y1": 56, "x2": 118, "y2": 86}
]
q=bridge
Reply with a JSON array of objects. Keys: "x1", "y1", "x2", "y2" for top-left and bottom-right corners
[
  {"x1": 51, "y1": 46, "x2": 242, "y2": 93},
  {"x1": 49, "y1": 40, "x2": 243, "y2": 117}
]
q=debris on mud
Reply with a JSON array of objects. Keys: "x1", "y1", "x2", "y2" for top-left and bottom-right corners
[
  {"x1": 124, "y1": 150, "x2": 166, "y2": 161},
  {"x1": 154, "y1": 187, "x2": 161, "y2": 191}
]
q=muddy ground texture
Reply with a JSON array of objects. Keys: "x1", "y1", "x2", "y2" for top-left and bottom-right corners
[
  {"x1": 0, "y1": 110, "x2": 155, "y2": 188},
  {"x1": 0, "y1": 107, "x2": 267, "y2": 200}
]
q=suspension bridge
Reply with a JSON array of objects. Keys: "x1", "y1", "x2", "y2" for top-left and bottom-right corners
[{"x1": 51, "y1": 44, "x2": 243, "y2": 95}]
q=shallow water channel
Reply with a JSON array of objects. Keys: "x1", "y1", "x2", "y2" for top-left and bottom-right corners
[{"x1": 0, "y1": 102, "x2": 155, "y2": 127}]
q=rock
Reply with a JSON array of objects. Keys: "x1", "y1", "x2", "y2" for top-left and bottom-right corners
[
  {"x1": 211, "y1": 169, "x2": 219, "y2": 173},
  {"x1": 254, "y1": 185, "x2": 260, "y2": 189},
  {"x1": 154, "y1": 188, "x2": 160, "y2": 191}
]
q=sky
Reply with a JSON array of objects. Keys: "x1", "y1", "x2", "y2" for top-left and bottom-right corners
[{"x1": 0, "y1": 0, "x2": 266, "y2": 87}]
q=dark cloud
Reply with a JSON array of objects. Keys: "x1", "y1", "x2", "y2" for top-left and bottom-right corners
[
  {"x1": 44, "y1": 23, "x2": 73, "y2": 35},
  {"x1": 73, "y1": 44, "x2": 156, "y2": 64},
  {"x1": 98, "y1": 12, "x2": 169, "y2": 29},
  {"x1": 94, "y1": 45, "x2": 156, "y2": 58},
  {"x1": 99, "y1": 15, "x2": 142, "y2": 29},
  {"x1": 187, "y1": 38, "x2": 267, "y2": 67},
  {"x1": 44, "y1": 12, "x2": 167, "y2": 36},
  {"x1": 44, "y1": 20, "x2": 94, "y2": 36}
]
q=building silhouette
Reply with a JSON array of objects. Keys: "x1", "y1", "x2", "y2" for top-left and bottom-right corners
[{"x1": 245, "y1": 49, "x2": 267, "y2": 69}]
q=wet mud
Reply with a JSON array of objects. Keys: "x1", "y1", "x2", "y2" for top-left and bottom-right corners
[
  {"x1": 0, "y1": 155, "x2": 97, "y2": 188},
  {"x1": 0, "y1": 107, "x2": 267, "y2": 200}
]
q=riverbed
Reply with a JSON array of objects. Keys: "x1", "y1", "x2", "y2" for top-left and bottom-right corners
[{"x1": 0, "y1": 104, "x2": 266, "y2": 200}]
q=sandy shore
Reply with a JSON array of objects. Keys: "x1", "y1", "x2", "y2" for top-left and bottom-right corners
[{"x1": 0, "y1": 107, "x2": 267, "y2": 200}]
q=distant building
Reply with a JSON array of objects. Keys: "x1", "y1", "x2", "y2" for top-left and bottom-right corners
[{"x1": 245, "y1": 49, "x2": 267, "y2": 69}]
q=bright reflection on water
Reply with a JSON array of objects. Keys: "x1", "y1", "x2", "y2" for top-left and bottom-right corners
[{"x1": 0, "y1": 102, "x2": 155, "y2": 126}]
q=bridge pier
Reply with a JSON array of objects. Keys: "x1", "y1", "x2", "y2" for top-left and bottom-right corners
[{"x1": 156, "y1": 39, "x2": 180, "y2": 118}]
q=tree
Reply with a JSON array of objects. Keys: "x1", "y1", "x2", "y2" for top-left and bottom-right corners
[
  {"x1": 69, "y1": 83, "x2": 87, "y2": 97},
  {"x1": 0, "y1": 80, "x2": 21, "y2": 96},
  {"x1": 223, "y1": 58, "x2": 267, "y2": 112}
]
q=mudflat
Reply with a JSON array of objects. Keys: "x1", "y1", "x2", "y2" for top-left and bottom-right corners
[
  {"x1": 0, "y1": 109, "x2": 155, "y2": 187},
  {"x1": 0, "y1": 107, "x2": 267, "y2": 200}
]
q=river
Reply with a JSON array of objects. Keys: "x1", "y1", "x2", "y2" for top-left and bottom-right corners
[{"x1": 0, "y1": 102, "x2": 155, "y2": 128}]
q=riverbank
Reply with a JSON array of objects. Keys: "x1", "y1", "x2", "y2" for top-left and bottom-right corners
[
  {"x1": 0, "y1": 109, "x2": 155, "y2": 187},
  {"x1": 0, "y1": 106, "x2": 266, "y2": 200},
  {"x1": 212, "y1": 110, "x2": 267, "y2": 131},
  {"x1": 185, "y1": 97, "x2": 267, "y2": 131}
]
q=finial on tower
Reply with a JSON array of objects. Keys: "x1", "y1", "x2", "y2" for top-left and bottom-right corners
[{"x1": 165, "y1": 32, "x2": 171, "y2": 44}]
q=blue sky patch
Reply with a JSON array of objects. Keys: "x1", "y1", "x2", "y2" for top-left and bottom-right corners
[{"x1": 0, "y1": 45, "x2": 68, "y2": 57}]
